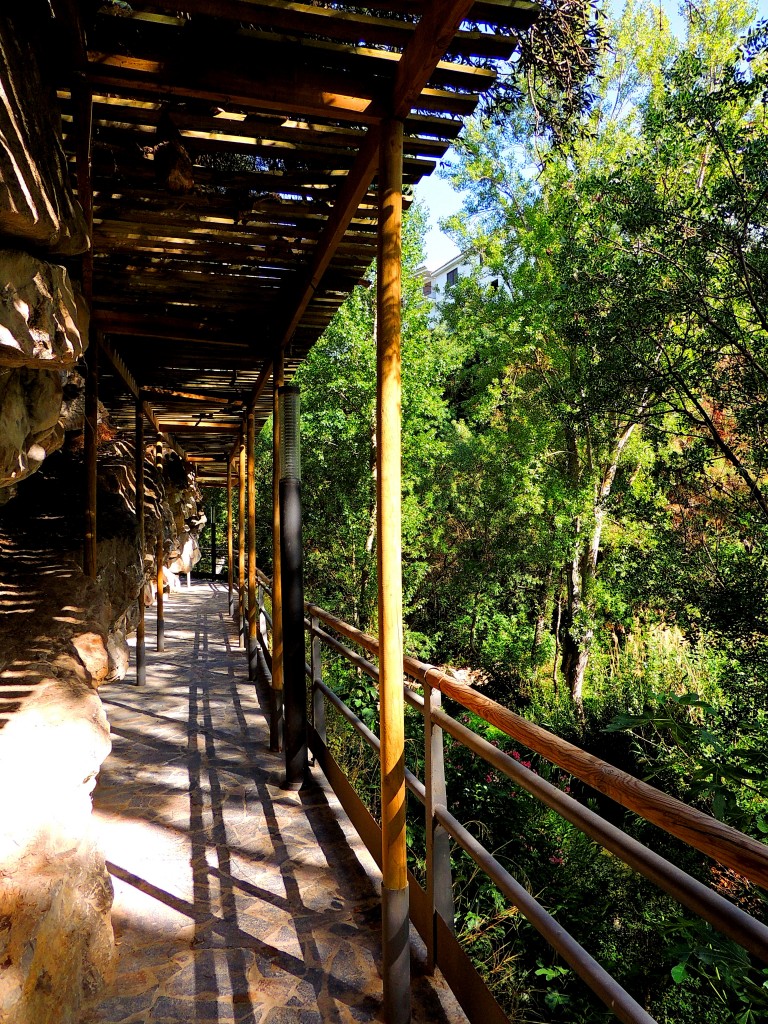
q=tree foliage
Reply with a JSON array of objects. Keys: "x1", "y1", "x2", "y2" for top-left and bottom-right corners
[{"x1": 250, "y1": 4, "x2": 768, "y2": 1019}]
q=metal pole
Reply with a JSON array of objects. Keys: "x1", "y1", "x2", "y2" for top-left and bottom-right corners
[
  {"x1": 247, "y1": 411, "x2": 258, "y2": 680},
  {"x1": 238, "y1": 440, "x2": 246, "y2": 648},
  {"x1": 210, "y1": 500, "x2": 217, "y2": 581},
  {"x1": 424, "y1": 681, "x2": 454, "y2": 972},
  {"x1": 270, "y1": 353, "x2": 285, "y2": 751},
  {"x1": 227, "y1": 458, "x2": 234, "y2": 614},
  {"x1": 377, "y1": 116, "x2": 410, "y2": 1024},
  {"x1": 279, "y1": 385, "x2": 308, "y2": 789},
  {"x1": 135, "y1": 400, "x2": 146, "y2": 685},
  {"x1": 311, "y1": 614, "x2": 326, "y2": 746},
  {"x1": 84, "y1": 337, "x2": 99, "y2": 578},
  {"x1": 156, "y1": 435, "x2": 164, "y2": 652}
]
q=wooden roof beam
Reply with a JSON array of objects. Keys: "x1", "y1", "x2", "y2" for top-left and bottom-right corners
[
  {"x1": 98, "y1": 335, "x2": 184, "y2": 452},
  {"x1": 158, "y1": 422, "x2": 243, "y2": 433},
  {"x1": 142, "y1": 387, "x2": 245, "y2": 407}
]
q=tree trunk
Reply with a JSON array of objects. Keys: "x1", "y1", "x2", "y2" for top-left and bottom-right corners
[
  {"x1": 560, "y1": 420, "x2": 639, "y2": 707},
  {"x1": 357, "y1": 410, "x2": 377, "y2": 631},
  {"x1": 530, "y1": 566, "x2": 554, "y2": 668}
]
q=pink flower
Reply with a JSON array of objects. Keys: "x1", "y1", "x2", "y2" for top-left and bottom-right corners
[
  {"x1": 549, "y1": 855, "x2": 564, "y2": 866},
  {"x1": 512, "y1": 750, "x2": 521, "y2": 761}
]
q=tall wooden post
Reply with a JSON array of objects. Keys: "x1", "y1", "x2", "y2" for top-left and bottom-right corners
[
  {"x1": 135, "y1": 401, "x2": 146, "y2": 686},
  {"x1": 270, "y1": 353, "x2": 285, "y2": 751},
  {"x1": 227, "y1": 458, "x2": 234, "y2": 614},
  {"x1": 377, "y1": 117, "x2": 410, "y2": 1024},
  {"x1": 238, "y1": 439, "x2": 246, "y2": 648},
  {"x1": 247, "y1": 411, "x2": 258, "y2": 680},
  {"x1": 83, "y1": 337, "x2": 99, "y2": 579},
  {"x1": 156, "y1": 435, "x2": 165, "y2": 652}
]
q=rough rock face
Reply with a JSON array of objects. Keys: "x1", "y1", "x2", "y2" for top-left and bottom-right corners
[
  {"x1": 0, "y1": 10, "x2": 120, "y2": 1023},
  {"x1": 0, "y1": 250, "x2": 88, "y2": 369},
  {"x1": 0, "y1": 537, "x2": 117, "y2": 1023},
  {"x1": 0, "y1": 15, "x2": 89, "y2": 255},
  {"x1": 95, "y1": 438, "x2": 203, "y2": 641},
  {"x1": 0, "y1": 366, "x2": 66, "y2": 489}
]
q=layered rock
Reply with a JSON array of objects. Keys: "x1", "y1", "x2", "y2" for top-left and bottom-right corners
[
  {"x1": 0, "y1": 249, "x2": 88, "y2": 370},
  {"x1": 0, "y1": 12, "x2": 116, "y2": 1020},
  {"x1": 0, "y1": 366, "x2": 66, "y2": 490},
  {"x1": 0, "y1": 539, "x2": 116, "y2": 1023},
  {"x1": 0, "y1": 15, "x2": 89, "y2": 255}
]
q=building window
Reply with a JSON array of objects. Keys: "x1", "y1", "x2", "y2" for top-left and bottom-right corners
[
  {"x1": 490, "y1": 278, "x2": 499, "y2": 291},
  {"x1": 422, "y1": 280, "x2": 432, "y2": 296},
  {"x1": 446, "y1": 268, "x2": 458, "y2": 287}
]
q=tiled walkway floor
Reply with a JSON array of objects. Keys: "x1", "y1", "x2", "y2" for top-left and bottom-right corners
[{"x1": 84, "y1": 582, "x2": 465, "y2": 1024}]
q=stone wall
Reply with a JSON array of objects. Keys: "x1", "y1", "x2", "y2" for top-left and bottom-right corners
[
  {"x1": 0, "y1": 4, "x2": 89, "y2": 504},
  {"x1": 0, "y1": 10, "x2": 114, "y2": 1022},
  {"x1": 0, "y1": 12, "x2": 207, "y2": 1019}
]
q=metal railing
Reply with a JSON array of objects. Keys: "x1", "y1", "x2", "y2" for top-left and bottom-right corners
[{"x1": 254, "y1": 574, "x2": 768, "y2": 1024}]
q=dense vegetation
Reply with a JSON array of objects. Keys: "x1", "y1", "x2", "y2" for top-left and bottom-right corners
[{"x1": 202, "y1": 3, "x2": 768, "y2": 1020}]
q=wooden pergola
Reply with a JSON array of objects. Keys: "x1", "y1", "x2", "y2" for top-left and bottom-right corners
[
  {"x1": 54, "y1": 0, "x2": 535, "y2": 477},
  {"x1": 50, "y1": 2, "x2": 537, "y2": 1020}
]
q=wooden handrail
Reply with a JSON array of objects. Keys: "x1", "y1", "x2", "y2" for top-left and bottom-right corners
[
  {"x1": 252, "y1": 580, "x2": 768, "y2": 1024},
  {"x1": 303, "y1": 600, "x2": 768, "y2": 891}
]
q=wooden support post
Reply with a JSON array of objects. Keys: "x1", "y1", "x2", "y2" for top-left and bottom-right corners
[
  {"x1": 377, "y1": 117, "x2": 410, "y2": 1024},
  {"x1": 247, "y1": 411, "x2": 258, "y2": 680},
  {"x1": 238, "y1": 440, "x2": 246, "y2": 648},
  {"x1": 135, "y1": 400, "x2": 146, "y2": 686},
  {"x1": 270, "y1": 353, "x2": 285, "y2": 752},
  {"x1": 156, "y1": 436, "x2": 165, "y2": 652},
  {"x1": 83, "y1": 335, "x2": 99, "y2": 579},
  {"x1": 227, "y1": 458, "x2": 234, "y2": 614},
  {"x1": 424, "y1": 681, "x2": 454, "y2": 972}
]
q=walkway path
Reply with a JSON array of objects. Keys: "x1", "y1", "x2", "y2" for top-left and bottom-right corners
[{"x1": 84, "y1": 581, "x2": 464, "y2": 1024}]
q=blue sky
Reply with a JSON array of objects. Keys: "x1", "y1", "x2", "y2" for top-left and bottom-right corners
[{"x1": 413, "y1": 0, "x2": 750, "y2": 269}]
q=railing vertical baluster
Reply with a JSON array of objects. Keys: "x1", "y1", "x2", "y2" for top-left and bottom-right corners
[
  {"x1": 424, "y1": 679, "x2": 454, "y2": 973},
  {"x1": 311, "y1": 615, "x2": 326, "y2": 748}
]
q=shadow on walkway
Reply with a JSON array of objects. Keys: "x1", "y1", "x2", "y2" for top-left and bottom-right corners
[{"x1": 84, "y1": 582, "x2": 465, "y2": 1024}]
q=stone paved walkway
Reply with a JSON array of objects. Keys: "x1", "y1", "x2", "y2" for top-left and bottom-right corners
[{"x1": 84, "y1": 582, "x2": 465, "y2": 1024}]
